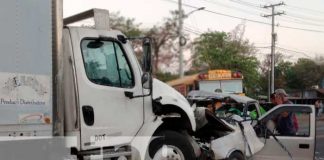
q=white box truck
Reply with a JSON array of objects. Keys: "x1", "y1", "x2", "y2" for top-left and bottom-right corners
[{"x1": 0, "y1": 0, "x2": 317, "y2": 160}]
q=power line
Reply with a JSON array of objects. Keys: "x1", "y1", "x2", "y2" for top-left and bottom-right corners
[
  {"x1": 277, "y1": 47, "x2": 312, "y2": 58},
  {"x1": 184, "y1": 25, "x2": 204, "y2": 33},
  {"x1": 228, "y1": 0, "x2": 260, "y2": 8},
  {"x1": 161, "y1": 0, "x2": 324, "y2": 33},
  {"x1": 286, "y1": 12, "x2": 324, "y2": 22},
  {"x1": 184, "y1": 25, "x2": 204, "y2": 35},
  {"x1": 286, "y1": 4, "x2": 324, "y2": 15},
  {"x1": 249, "y1": 0, "x2": 324, "y2": 15},
  {"x1": 203, "y1": 0, "x2": 269, "y2": 16},
  {"x1": 282, "y1": 9, "x2": 324, "y2": 20},
  {"x1": 279, "y1": 25, "x2": 324, "y2": 33},
  {"x1": 278, "y1": 44, "x2": 324, "y2": 55},
  {"x1": 285, "y1": 15, "x2": 324, "y2": 25},
  {"x1": 222, "y1": 0, "x2": 324, "y2": 24},
  {"x1": 256, "y1": 45, "x2": 323, "y2": 58},
  {"x1": 184, "y1": 27, "x2": 203, "y2": 35},
  {"x1": 278, "y1": 48, "x2": 318, "y2": 58},
  {"x1": 258, "y1": 44, "x2": 324, "y2": 56},
  {"x1": 278, "y1": 16, "x2": 324, "y2": 28},
  {"x1": 162, "y1": 0, "x2": 271, "y2": 24},
  {"x1": 184, "y1": 29, "x2": 201, "y2": 35}
]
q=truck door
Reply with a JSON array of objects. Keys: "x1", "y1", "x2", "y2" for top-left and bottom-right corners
[
  {"x1": 254, "y1": 104, "x2": 315, "y2": 160},
  {"x1": 69, "y1": 28, "x2": 144, "y2": 150}
]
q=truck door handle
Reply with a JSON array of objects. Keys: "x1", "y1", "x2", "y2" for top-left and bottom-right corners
[
  {"x1": 299, "y1": 144, "x2": 309, "y2": 149},
  {"x1": 82, "y1": 105, "x2": 94, "y2": 126}
]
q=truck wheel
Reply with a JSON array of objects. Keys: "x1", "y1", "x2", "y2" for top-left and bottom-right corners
[
  {"x1": 228, "y1": 151, "x2": 244, "y2": 160},
  {"x1": 149, "y1": 130, "x2": 196, "y2": 160}
]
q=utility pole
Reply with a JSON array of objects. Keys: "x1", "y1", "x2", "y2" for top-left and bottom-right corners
[
  {"x1": 262, "y1": 2, "x2": 284, "y2": 100},
  {"x1": 178, "y1": 2, "x2": 204, "y2": 78},
  {"x1": 178, "y1": 0, "x2": 184, "y2": 78}
]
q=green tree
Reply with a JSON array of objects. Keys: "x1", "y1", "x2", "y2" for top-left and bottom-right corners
[
  {"x1": 109, "y1": 11, "x2": 186, "y2": 75},
  {"x1": 145, "y1": 10, "x2": 189, "y2": 73},
  {"x1": 275, "y1": 61, "x2": 293, "y2": 89},
  {"x1": 259, "y1": 52, "x2": 293, "y2": 95},
  {"x1": 109, "y1": 12, "x2": 144, "y2": 64},
  {"x1": 287, "y1": 58, "x2": 321, "y2": 92},
  {"x1": 109, "y1": 12, "x2": 142, "y2": 37},
  {"x1": 192, "y1": 31, "x2": 260, "y2": 96}
]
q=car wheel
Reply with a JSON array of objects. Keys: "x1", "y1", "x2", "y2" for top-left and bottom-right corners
[
  {"x1": 228, "y1": 151, "x2": 245, "y2": 160},
  {"x1": 149, "y1": 130, "x2": 196, "y2": 160}
]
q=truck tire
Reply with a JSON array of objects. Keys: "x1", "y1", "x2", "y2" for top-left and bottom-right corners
[
  {"x1": 149, "y1": 130, "x2": 196, "y2": 160},
  {"x1": 228, "y1": 151, "x2": 245, "y2": 160}
]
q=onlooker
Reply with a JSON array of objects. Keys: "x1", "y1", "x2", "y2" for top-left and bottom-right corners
[
  {"x1": 315, "y1": 100, "x2": 321, "y2": 117},
  {"x1": 320, "y1": 100, "x2": 324, "y2": 117},
  {"x1": 319, "y1": 100, "x2": 324, "y2": 115},
  {"x1": 274, "y1": 89, "x2": 292, "y2": 105},
  {"x1": 273, "y1": 89, "x2": 298, "y2": 135},
  {"x1": 270, "y1": 92, "x2": 276, "y2": 104}
]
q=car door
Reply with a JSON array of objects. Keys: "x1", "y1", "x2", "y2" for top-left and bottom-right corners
[
  {"x1": 69, "y1": 28, "x2": 144, "y2": 150},
  {"x1": 254, "y1": 104, "x2": 315, "y2": 160}
]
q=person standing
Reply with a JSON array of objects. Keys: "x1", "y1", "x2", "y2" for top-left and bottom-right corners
[
  {"x1": 317, "y1": 100, "x2": 323, "y2": 117},
  {"x1": 315, "y1": 100, "x2": 321, "y2": 117},
  {"x1": 274, "y1": 89, "x2": 292, "y2": 105},
  {"x1": 273, "y1": 89, "x2": 298, "y2": 135},
  {"x1": 270, "y1": 93, "x2": 276, "y2": 104}
]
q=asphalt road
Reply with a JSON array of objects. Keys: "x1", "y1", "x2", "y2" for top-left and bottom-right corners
[{"x1": 316, "y1": 117, "x2": 324, "y2": 160}]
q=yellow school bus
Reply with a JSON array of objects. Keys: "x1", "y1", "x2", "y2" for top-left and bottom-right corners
[{"x1": 167, "y1": 69, "x2": 244, "y2": 96}]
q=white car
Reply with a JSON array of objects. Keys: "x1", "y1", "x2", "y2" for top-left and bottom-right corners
[{"x1": 189, "y1": 91, "x2": 316, "y2": 160}]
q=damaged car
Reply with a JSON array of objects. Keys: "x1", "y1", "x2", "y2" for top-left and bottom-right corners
[
  {"x1": 188, "y1": 90, "x2": 316, "y2": 160},
  {"x1": 188, "y1": 90, "x2": 268, "y2": 120}
]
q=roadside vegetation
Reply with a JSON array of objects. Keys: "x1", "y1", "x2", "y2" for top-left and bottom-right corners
[{"x1": 110, "y1": 11, "x2": 324, "y2": 98}]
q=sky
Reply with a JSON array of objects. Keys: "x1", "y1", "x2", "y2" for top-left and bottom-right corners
[{"x1": 64, "y1": 0, "x2": 324, "y2": 65}]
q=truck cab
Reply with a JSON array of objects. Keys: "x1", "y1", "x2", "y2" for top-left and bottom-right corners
[{"x1": 59, "y1": 9, "x2": 198, "y2": 159}]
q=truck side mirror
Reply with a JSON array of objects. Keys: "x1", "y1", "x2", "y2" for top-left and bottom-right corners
[
  {"x1": 124, "y1": 37, "x2": 153, "y2": 99},
  {"x1": 124, "y1": 72, "x2": 152, "y2": 99},
  {"x1": 142, "y1": 38, "x2": 152, "y2": 73},
  {"x1": 117, "y1": 35, "x2": 127, "y2": 44},
  {"x1": 142, "y1": 72, "x2": 152, "y2": 89}
]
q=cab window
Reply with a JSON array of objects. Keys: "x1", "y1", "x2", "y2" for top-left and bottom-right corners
[{"x1": 81, "y1": 39, "x2": 134, "y2": 88}]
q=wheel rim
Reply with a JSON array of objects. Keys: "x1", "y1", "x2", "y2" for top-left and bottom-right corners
[{"x1": 152, "y1": 145, "x2": 185, "y2": 160}]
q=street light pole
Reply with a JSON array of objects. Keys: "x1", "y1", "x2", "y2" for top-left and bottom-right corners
[
  {"x1": 178, "y1": 0, "x2": 184, "y2": 78},
  {"x1": 178, "y1": 1, "x2": 204, "y2": 78}
]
